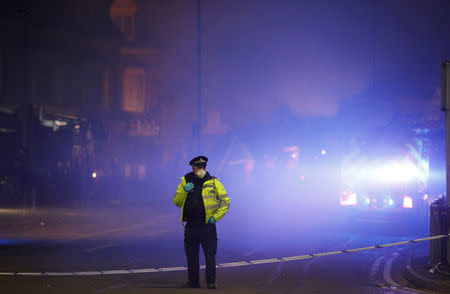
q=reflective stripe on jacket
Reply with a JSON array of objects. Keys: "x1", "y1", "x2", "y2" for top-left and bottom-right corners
[{"x1": 173, "y1": 176, "x2": 230, "y2": 224}]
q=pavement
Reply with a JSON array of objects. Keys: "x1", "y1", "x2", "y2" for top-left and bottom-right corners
[
  {"x1": 0, "y1": 205, "x2": 178, "y2": 242},
  {"x1": 0, "y1": 205, "x2": 449, "y2": 293},
  {"x1": 403, "y1": 241, "x2": 450, "y2": 293}
]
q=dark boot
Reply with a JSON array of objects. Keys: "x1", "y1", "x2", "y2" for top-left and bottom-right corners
[{"x1": 207, "y1": 283, "x2": 217, "y2": 289}]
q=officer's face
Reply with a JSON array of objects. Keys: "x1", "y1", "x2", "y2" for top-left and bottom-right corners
[{"x1": 193, "y1": 165, "x2": 206, "y2": 173}]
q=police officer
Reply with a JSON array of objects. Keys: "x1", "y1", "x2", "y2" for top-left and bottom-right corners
[{"x1": 173, "y1": 156, "x2": 230, "y2": 289}]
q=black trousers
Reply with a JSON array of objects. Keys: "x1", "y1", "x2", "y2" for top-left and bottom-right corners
[{"x1": 184, "y1": 222, "x2": 217, "y2": 285}]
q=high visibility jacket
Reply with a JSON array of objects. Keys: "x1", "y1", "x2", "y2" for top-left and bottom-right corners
[{"x1": 173, "y1": 176, "x2": 230, "y2": 224}]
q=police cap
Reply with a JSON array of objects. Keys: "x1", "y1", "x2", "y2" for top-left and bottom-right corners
[{"x1": 189, "y1": 155, "x2": 208, "y2": 167}]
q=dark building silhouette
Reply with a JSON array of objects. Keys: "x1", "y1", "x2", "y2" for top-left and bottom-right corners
[{"x1": 0, "y1": 0, "x2": 162, "y2": 207}]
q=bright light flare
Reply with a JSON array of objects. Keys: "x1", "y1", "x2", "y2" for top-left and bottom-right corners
[
  {"x1": 92, "y1": 172, "x2": 97, "y2": 179},
  {"x1": 340, "y1": 192, "x2": 357, "y2": 206},
  {"x1": 369, "y1": 161, "x2": 425, "y2": 183},
  {"x1": 321, "y1": 149, "x2": 326, "y2": 155},
  {"x1": 341, "y1": 158, "x2": 429, "y2": 188},
  {"x1": 403, "y1": 195, "x2": 413, "y2": 209}
]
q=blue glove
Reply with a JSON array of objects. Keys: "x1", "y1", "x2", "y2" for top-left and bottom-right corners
[
  {"x1": 208, "y1": 217, "x2": 216, "y2": 224},
  {"x1": 184, "y1": 182, "x2": 194, "y2": 192}
]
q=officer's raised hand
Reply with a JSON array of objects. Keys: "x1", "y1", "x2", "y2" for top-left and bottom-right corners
[{"x1": 184, "y1": 182, "x2": 194, "y2": 192}]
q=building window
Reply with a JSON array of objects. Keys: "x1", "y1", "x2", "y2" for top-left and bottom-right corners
[
  {"x1": 111, "y1": 15, "x2": 135, "y2": 41},
  {"x1": 138, "y1": 164, "x2": 146, "y2": 180},
  {"x1": 122, "y1": 67, "x2": 146, "y2": 113},
  {"x1": 124, "y1": 163, "x2": 131, "y2": 177},
  {"x1": 110, "y1": 0, "x2": 136, "y2": 41},
  {"x1": 123, "y1": 15, "x2": 135, "y2": 41}
]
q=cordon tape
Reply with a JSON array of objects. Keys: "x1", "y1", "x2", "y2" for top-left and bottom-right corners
[{"x1": 0, "y1": 234, "x2": 448, "y2": 277}]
